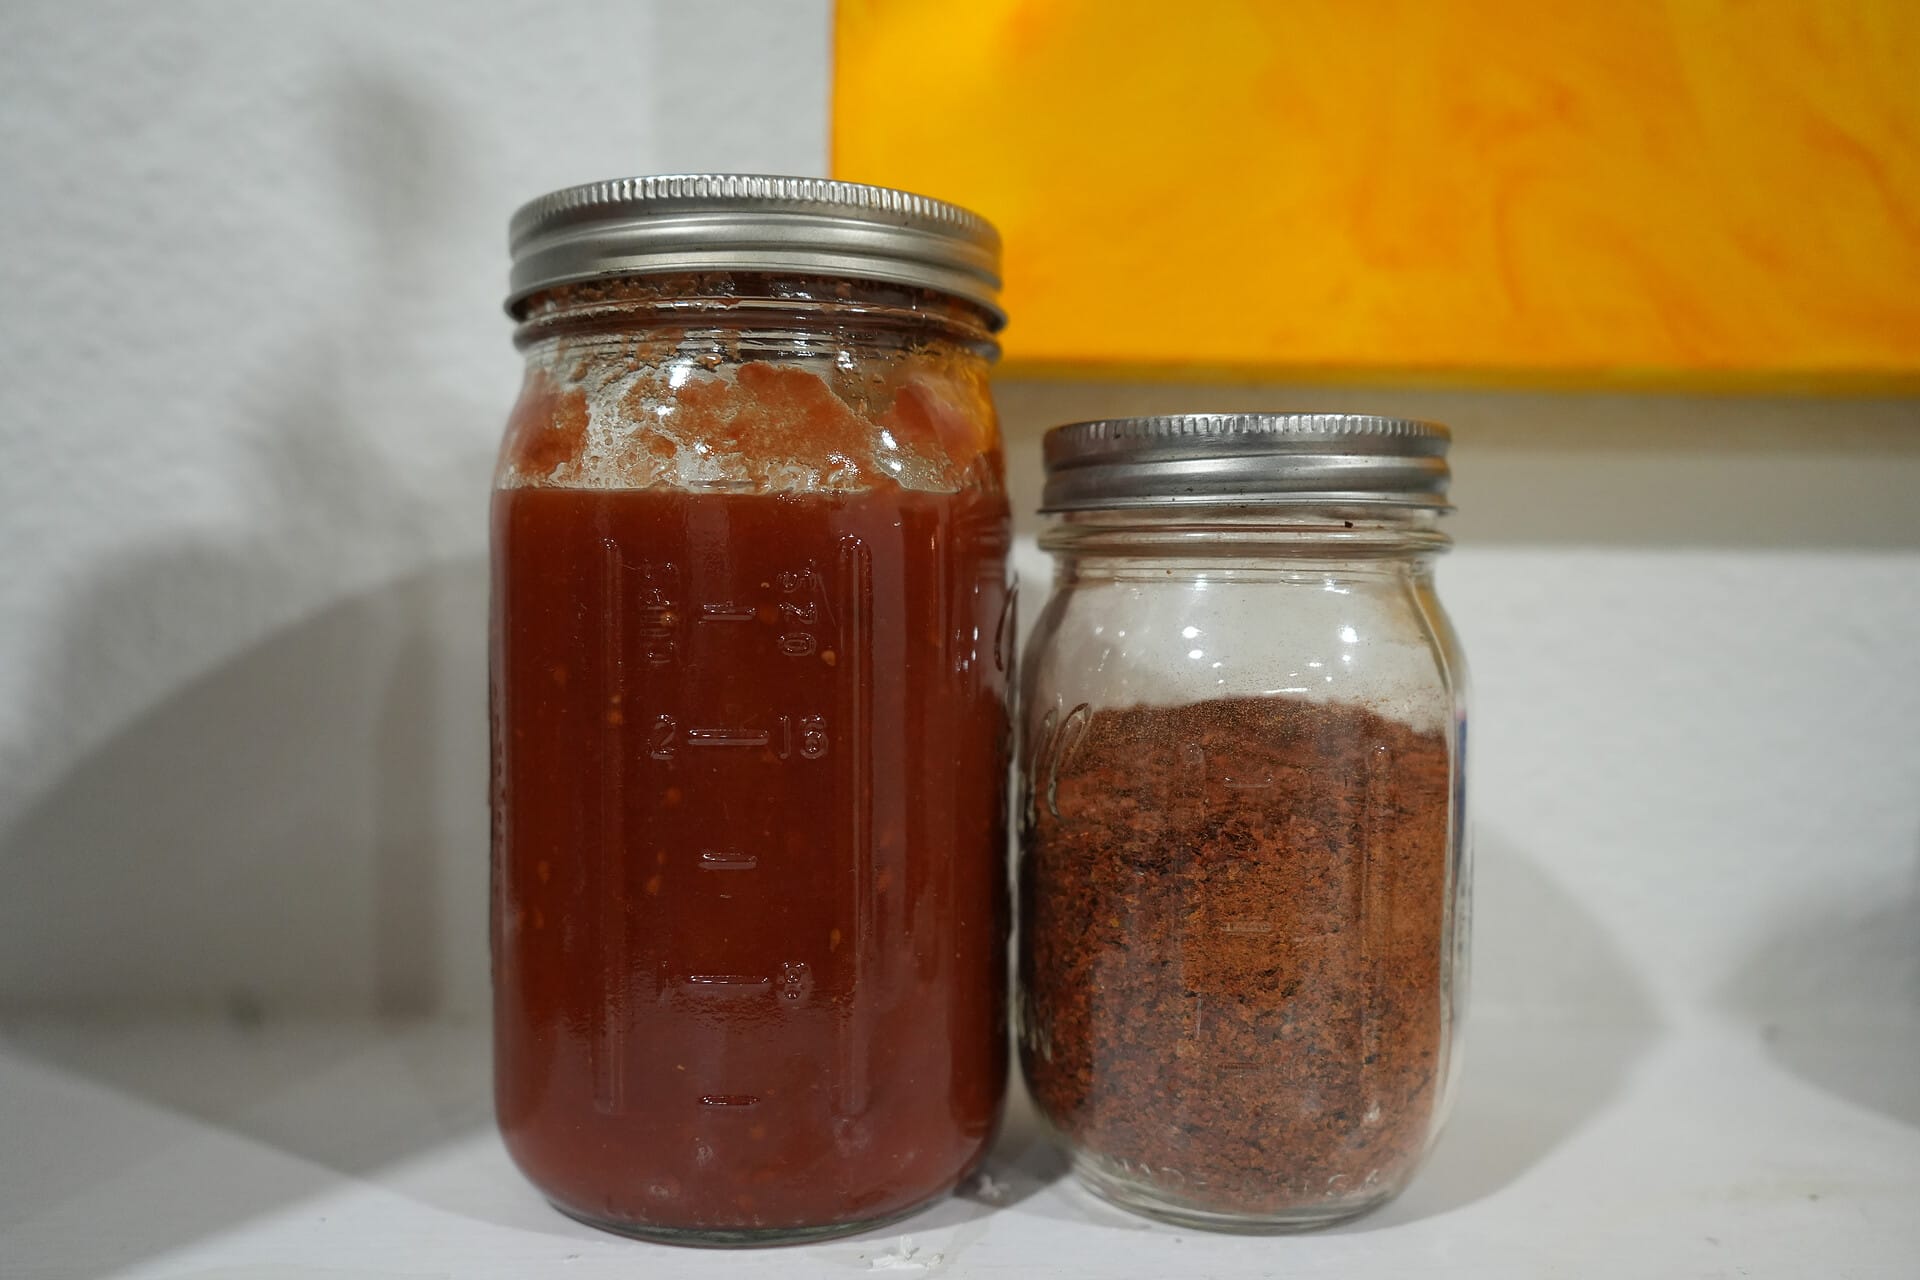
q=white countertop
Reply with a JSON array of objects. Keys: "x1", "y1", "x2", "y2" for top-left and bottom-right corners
[{"x1": 3, "y1": 1011, "x2": 1915, "y2": 1278}]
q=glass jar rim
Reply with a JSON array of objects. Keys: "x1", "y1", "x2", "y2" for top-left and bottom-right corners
[{"x1": 1040, "y1": 505, "x2": 1452, "y2": 558}]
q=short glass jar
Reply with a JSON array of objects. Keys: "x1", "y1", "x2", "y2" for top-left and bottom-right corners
[
  {"x1": 491, "y1": 176, "x2": 1013, "y2": 1244},
  {"x1": 1016, "y1": 414, "x2": 1469, "y2": 1231}
]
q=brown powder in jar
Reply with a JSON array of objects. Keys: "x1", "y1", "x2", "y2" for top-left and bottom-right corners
[{"x1": 1018, "y1": 695, "x2": 1454, "y2": 1218}]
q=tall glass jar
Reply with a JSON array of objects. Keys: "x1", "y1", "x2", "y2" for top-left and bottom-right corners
[
  {"x1": 491, "y1": 177, "x2": 1012, "y2": 1244},
  {"x1": 1017, "y1": 414, "x2": 1469, "y2": 1231}
]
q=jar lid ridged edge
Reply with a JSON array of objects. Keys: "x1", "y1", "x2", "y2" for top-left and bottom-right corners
[
  {"x1": 510, "y1": 174, "x2": 999, "y2": 253},
  {"x1": 1046, "y1": 413, "x2": 1449, "y2": 457},
  {"x1": 1040, "y1": 413, "x2": 1454, "y2": 512},
  {"x1": 506, "y1": 173, "x2": 1004, "y2": 324}
]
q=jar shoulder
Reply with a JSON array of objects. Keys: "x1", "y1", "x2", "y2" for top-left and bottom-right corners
[
  {"x1": 1021, "y1": 568, "x2": 1460, "y2": 733},
  {"x1": 497, "y1": 340, "x2": 1001, "y2": 496}
]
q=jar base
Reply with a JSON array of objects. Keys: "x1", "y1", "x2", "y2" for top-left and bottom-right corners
[
  {"x1": 1069, "y1": 1150, "x2": 1403, "y2": 1234},
  {"x1": 549, "y1": 1195, "x2": 934, "y2": 1249}
]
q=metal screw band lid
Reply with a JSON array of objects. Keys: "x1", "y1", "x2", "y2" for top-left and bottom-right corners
[
  {"x1": 1040, "y1": 413, "x2": 1452, "y2": 512},
  {"x1": 507, "y1": 173, "x2": 1003, "y2": 326}
]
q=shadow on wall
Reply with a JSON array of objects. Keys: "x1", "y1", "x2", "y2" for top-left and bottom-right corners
[
  {"x1": 1339, "y1": 829, "x2": 1663, "y2": 1230},
  {"x1": 0, "y1": 51, "x2": 507, "y2": 1276},
  {"x1": 0, "y1": 62, "x2": 495, "y2": 1017},
  {"x1": 0, "y1": 560, "x2": 487, "y2": 1015},
  {"x1": 1717, "y1": 845, "x2": 1920, "y2": 1129}
]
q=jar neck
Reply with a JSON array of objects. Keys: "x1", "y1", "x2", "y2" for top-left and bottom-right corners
[
  {"x1": 1040, "y1": 506, "x2": 1451, "y2": 568},
  {"x1": 512, "y1": 271, "x2": 1000, "y2": 362}
]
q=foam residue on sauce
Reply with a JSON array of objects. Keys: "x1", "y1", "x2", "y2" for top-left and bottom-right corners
[{"x1": 499, "y1": 343, "x2": 997, "y2": 495}]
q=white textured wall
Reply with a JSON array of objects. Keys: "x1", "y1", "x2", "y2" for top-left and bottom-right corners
[
  {"x1": 0, "y1": 0, "x2": 833, "y2": 1015},
  {"x1": 2, "y1": 0, "x2": 1917, "y2": 1096}
]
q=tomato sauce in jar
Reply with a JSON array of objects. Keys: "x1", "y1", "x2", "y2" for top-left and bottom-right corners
[
  {"x1": 492, "y1": 177, "x2": 1011, "y2": 1244},
  {"x1": 493, "y1": 483, "x2": 1010, "y2": 1234}
]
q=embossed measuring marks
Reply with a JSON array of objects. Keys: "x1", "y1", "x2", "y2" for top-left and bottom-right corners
[
  {"x1": 642, "y1": 565, "x2": 833, "y2": 764},
  {"x1": 591, "y1": 541, "x2": 865, "y2": 1118},
  {"x1": 650, "y1": 715, "x2": 830, "y2": 760}
]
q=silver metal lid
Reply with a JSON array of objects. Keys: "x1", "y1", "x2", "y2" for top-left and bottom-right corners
[
  {"x1": 507, "y1": 173, "x2": 1003, "y2": 326},
  {"x1": 1040, "y1": 413, "x2": 1452, "y2": 512}
]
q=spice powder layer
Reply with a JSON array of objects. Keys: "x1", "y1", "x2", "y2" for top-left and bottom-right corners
[{"x1": 1019, "y1": 695, "x2": 1453, "y2": 1216}]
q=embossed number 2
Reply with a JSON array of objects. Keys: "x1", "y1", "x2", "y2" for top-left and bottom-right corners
[{"x1": 649, "y1": 714, "x2": 678, "y2": 760}]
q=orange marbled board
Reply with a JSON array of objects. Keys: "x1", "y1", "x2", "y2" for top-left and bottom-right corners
[{"x1": 833, "y1": 0, "x2": 1920, "y2": 388}]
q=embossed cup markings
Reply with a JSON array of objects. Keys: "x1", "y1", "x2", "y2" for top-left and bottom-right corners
[
  {"x1": 677, "y1": 963, "x2": 812, "y2": 1004},
  {"x1": 684, "y1": 974, "x2": 773, "y2": 992},
  {"x1": 650, "y1": 714, "x2": 830, "y2": 761},
  {"x1": 685, "y1": 727, "x2": 773, "y2": 748},
  {"x1": 607, "y1": 558, "x2": 830, "y2": 668},
  {"x1": 777, "y1": 565, "x2": 824, "y2": 660},
  {"x1": 698, "y1": 1094, "x2": 762, "y2": 1109},
  {"x1": 777, "y1": 960, "x2": 812, "y2": 1002},
  {"x1": 626, "y1": 557, "x2": 681, "y2": 667},
  {"x1": 594, "y1": 546, "x2": 859, "y2": 1123}
]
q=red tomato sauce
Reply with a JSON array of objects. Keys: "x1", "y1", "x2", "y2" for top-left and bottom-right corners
[{"x1": 491, "y1": 481, "x2": 1010, "y2": 1235}]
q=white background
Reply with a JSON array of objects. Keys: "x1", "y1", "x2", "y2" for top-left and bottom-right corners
[{"x1": 2, "y1": 2, "x2": 1917, "y2": 1275}]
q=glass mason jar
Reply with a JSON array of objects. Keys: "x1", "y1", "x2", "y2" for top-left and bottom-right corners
[
  {"x1": 1017, "y1": 414, "x2": 1469, "y2": 1231},
  {"x1": 491, "y1": 177, "x2": 1013, "y2": 1244}
]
